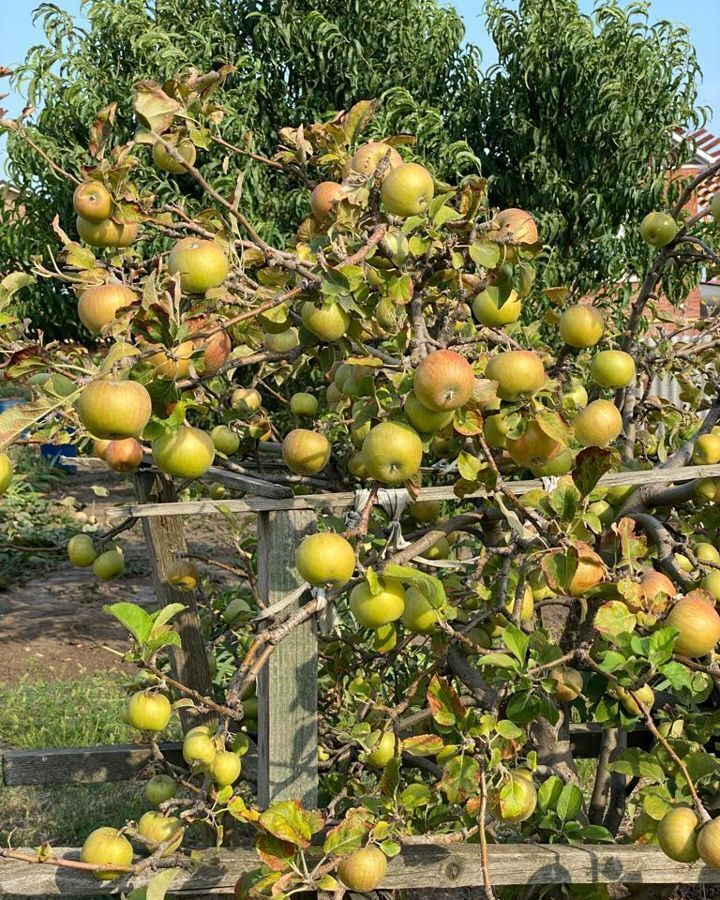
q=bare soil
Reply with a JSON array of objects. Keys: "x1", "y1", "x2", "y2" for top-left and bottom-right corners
[{"x1": 0, "y1": 467, "x2": 237, "y2": 684}]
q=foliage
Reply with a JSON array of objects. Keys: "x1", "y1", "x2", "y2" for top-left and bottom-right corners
[{"x1": 472, "y1": 0, "x2": 706, "y2": 307}]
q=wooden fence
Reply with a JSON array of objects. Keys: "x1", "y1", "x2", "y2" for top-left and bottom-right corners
[{"x1": 3, "y1": 463, "x2": 720, "y2": 896}]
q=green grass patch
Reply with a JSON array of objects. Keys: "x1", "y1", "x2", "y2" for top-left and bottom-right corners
[{"x1": 0, "y1": 671, "x2": 180, "y2": 853}]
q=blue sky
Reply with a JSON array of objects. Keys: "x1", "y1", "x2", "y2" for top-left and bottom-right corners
[{"x1": 1, "y1": 0, "x2": 718, "y2": 170}]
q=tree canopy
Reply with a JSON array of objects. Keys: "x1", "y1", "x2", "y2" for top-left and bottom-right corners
[{"x1": 0, "y1": 0, "x2": 707, "y2": 337}]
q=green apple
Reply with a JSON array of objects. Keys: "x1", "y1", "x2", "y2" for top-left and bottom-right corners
[{"x1": 639, "y1": 211, "x2": 677, "y2": 247}]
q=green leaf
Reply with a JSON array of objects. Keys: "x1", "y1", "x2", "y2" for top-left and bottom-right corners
[
  {"x1": 126, "y1": 868, "x2": 179, "y2": 900},
  {"x1": 426, "y1": 675, "x2": 466, "y2": 728},
  {"x1": 648, "y1": 627, "x2": 677, "y2": 669},
  {"x1": 572, "y1": 447, "x2": 615, "y2": 497},
  {"x1": 383, "y1": 564, "x2": 446, "y2": 609},
  {"x1": 579, "y1": 824, "x2": 615, "y2": 843},
  {"x1": 505, "y1": 691, "x2": 540, "y2": 725},
  {"x1": 256, "y1": 832, "x2": 297, "y2": 871},
  {"x1": 594, "y1": 601, "x2": 637, "y2": 639},
  {"x1": 502, "y1": 623, "x2": 528, "y2": 664},
  {"x1": 439, "y1": 755, "x2": 480, "y2": 803},
  {"x1": 495, "y1": 719, "x2": 523, "y2": 740},
  {"x1": 469, "y1": 241, "x2": 501, "y2": 269},
  {"x1": 134, "y1": 80, "x2": 182, "y2": 132},
  {"x1": 476, "y1": 652, "x2": 519, "y2": 669},
  {"x1": 608, "y1": 749, "x2": 665, "y2": 783},
  {"x1": 401, "y1": 733, "x2": 444, "y2": 756},
  {"x1": 400, "y1": 783, "x2": 433, "y2": 810},
  {"x1": 103, "y1": 602, "x2": 153, "y2": 645},
  {"x1": 258, "y1": 801, "x2": 325, "y2": 848},
  {"x1": 556, "y1": 783, "x2": 583, "y2": 822},
  {"x1": 457, "y1": 450, "x2": 481, "y2": 481},
  {"x1": 150, "y1": 603, "x2": 186, "y2": 633},
  {"x1": 537, "y1": 775, "x2": 564, "y2": 811}
]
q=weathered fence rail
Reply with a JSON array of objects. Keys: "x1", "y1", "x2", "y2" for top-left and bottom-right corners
[{"x1": 2, "y1": 844, "x2": 720, "y2": 896}]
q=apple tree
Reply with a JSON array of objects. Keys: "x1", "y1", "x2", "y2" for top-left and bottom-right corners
[{"x1": 2, "y1": 66, "x2": 720, "y2": 898}]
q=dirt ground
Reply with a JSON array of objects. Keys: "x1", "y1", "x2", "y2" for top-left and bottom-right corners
[{"x1": 0, "y1": 466, "x2": 238, "y2": 684}]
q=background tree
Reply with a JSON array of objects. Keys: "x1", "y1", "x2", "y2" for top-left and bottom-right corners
[{"x1": 471, "y1": 0, "x2": 705, "y2": 304}]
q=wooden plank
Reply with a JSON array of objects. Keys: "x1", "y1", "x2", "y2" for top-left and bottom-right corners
[
  {"x1": 62, "y1": 456, "x2": 291, "y2": 499},
  {"x1": 0, "y1": 743, "x2": 257, "y2": 786},
  {"x1": 134, "y1": 471, "x2": 212, "y2": 731},
  {"x1": 2, "y1": 843, "x2": 720, "y2": 896},
  {"x1": 110, "y1": 463, "x2": 720, "y2": 519},
  {"x1": 256, "y1": 508, "x2": 318, "y2": 808}
]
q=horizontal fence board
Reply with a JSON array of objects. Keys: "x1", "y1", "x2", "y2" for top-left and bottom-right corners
[
  {"x1": 107, "y1": 463, "x2": 720, "y2": 519},
  {"x1": 1, "y1": 743, "x2": 257, "y2": 786},
  {"x1": 2, "y1": 843, "x2": 720, "y2": 896},
  {"x1": 1, "y1": 727, "x2": 642, "y2": 787}
]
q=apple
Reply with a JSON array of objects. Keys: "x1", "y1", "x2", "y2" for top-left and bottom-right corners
[
  {"x1": 211, "y1": 425, "x2": 240, "y2": 455},
  {"x1": 472, "y1": 287, "x2": 522, "y2": 327},
  {"x1": 76, "y1": 215, "x2": 138, "y2": 248},
  {"x1": 348, "y1": 451, "x2": 368, "y2": 478},
  {"x1": 407, "y1": 500, "x2": 441, "y2": 524},
  {"x1": 222, "y1": 596, "x2": 252, "y2": 625},
  {"x1": 574, "y1": 399, "x2": 623, "y2": 447},
  {"x1": 0, "y1": 452, "x2": 14, "y2": 494},
  {"x1": 264, "y1": 327, "x2": 299, "y2": 352},
  {"x1": 137, "y1": 811, "x2": 184, "y2": 856},
  {"x1": 349, "y1": 577, "x2": 405, "y2": 627},
  {"x1": 379, "y1": 228, "x2": 409, "y2": 265},
  {"x1": 490, "y1": 770, "x2": 537, "y2": 823},
  {"x1": 147, "y1": 341, "x2": 195, "y2": 379},
  {"x1": 365, "y1": 731, "x2": 396, "y2": 768},
  {"x1": 153, "y1": 134, "x2": 196, "y2": 173},
  {"x1": 666, "y1": 596, "x2": 720, "y2": 657},
  {"x1": 692, "y1": 434, "x2": 720, "y2": 465},
  {"x1": 530, "y1": 448, "x2": 574, "y2": 477},
  {"x1": 167, "y1": 560, "x2": 199, "y2": 591},
  {"x1": 296, "y1": 532, "x2": 356, "y2": 588},
  {"x1": 559, "y1": 305, "x2": 604, "y2": 348},
  {"x1": 675, "y1": 553, "x2": 694, "y2": 574},
  {"x1": 613, "y1": 683, "x2": 654, "y2": 717},
  {"x1": 588, "y1": 500, "x2": 615, "y2": 527},
  {"x1": 183, "y1": 731, "x2": 217, "y2": 766},
  {"x1": 127, "y1": 691, "x2": 172, "y2": 732},
  {"x1": 695, "y1": 478, "x2": 720, "y2": 503},
  {"x1": 493, "y1": 207, "x2": 539, "y2": 247},
  {"x1": 638, "y1": 570, "x2": 677, "y2": 603},
  {"x1": 404, "y1": 393, "x2": 454, "y2": 433},
  {"x1": 282, "y1": 429, "x2": 331, "y2": 475},
  {"x1": 362, "y1": 421, "x2": 423, "y2": 484},
  {"x1": 301, "y1": 300, "x2": 350, "y2": 342},
  {"x1": 381, "y1": 162, "x2": 434, "y2": 217},
  {"x1": 209, "y1": 750, "x2": 242, "y2": 787},
  {"x1": 485, "y1": 350, "x2": 545, "y2": 401},
  {"x1": 562, "y1": 381, "x2": 588, "y2": 410},
  {"x1": 507, "y1": 419, "x2": 565, "y2": 469},
  {"x1": 413, "y1": 349, "x2": 474, "y2": 412},
  {"x1": 550, "y1": 667, "x2": 583, "y2": 702},
  {"x1": 168, "y1": 238, "x2": 229, "y2": 293},
  {"x1": 310, "y1": 181, "x2": 342, "y2": 221},
  {"x1": 337, "y1": 845, "x2": 387, "y2": 892},
  {"x1": 93, "y1": 548, "x2": 124, "y2": 580},
  {"x1": 640, "y1": 211, "x2": 678, "y2": 247},
  {"x1": 402, "y1": 586, "x2": 441, "y2": 634},
  {"x1": 590, "y1": 350, "x2": 636, "y2": 389},
  {"x1": 696, "y1": 543, "x2": 720, "y2": 565},
  {"x1": 290, "y1": 393, "x2": 318, "y2": 417},
  {"x1": 77, "y1": 379, "x2": 152, "y2": 439},
  {"x1": 145, "y1": 774, "x2": 177, "y2": 807},
  {"x1": 103, "y1": 438, "x2": 143, "y2": 472},
  {"x1": 202, "y1": 330, "x2": 232, "y2": 373},
  {"x1": 701, "y1": 571, "x2": 720, "y2": 601},
  {"x1": 231, "y1": 387, "x2": 262, "y2": 414},
  {"x1": 73, "y1": 181, "x2": 113, "y2": 223},
  {"x1": 657, "y1": 807, "x2": 700, "y2": 863},
  {"x1": 80, "y1": 827, "x2": 133, "y2": 880},
  {"x1": 350, "y1": 141, "x2": 402, "y2": 177},
  {"x1": 77, "y1": 283, "x2": 135, "y2": 334},
  {"x1": 152, "y1": 426, "x2": 215, "y2": 479},
  {"x1": 483, "y1": 413, "x2": 509, "y2": 449},
  {"x1": 697, "y1": 817, "x2": 720, "y2": 868},
  {"x1": 67, "y1": 534, "x2": 97, "y2": 567}
]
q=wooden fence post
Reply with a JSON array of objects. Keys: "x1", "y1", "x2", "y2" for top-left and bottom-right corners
[
  {"x1": 256, "y1": 508, "x2": 318, "y2": 808},
  {"x1": 134, "y1": 471, "x2": 212, "y2": 730}
]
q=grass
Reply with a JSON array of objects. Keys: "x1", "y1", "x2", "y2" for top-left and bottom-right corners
[{"x1": 0, "y1": 671, "x2": 177, "y2": 849}]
